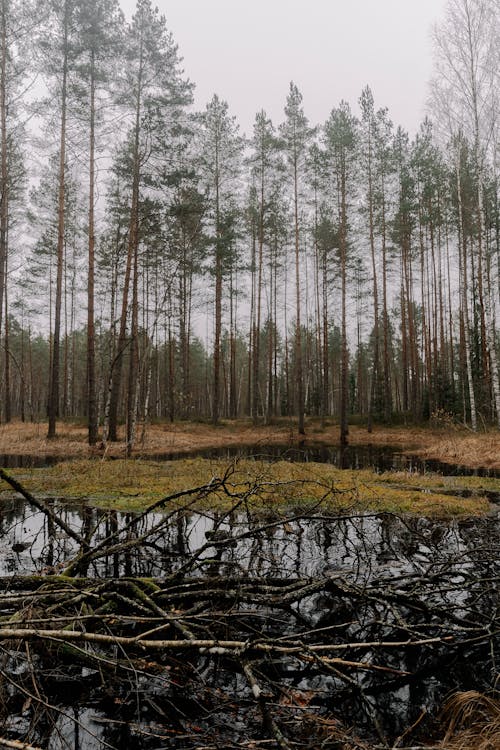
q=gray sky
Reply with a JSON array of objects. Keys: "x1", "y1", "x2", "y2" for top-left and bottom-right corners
[{"x1": 120, "y1": 0, "x2": 447, "y2": 137}]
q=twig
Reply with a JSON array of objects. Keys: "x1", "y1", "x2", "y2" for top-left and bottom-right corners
[
  {"x1": 0, "y1": 468, "x2": 89, "y2": 549},
  {"x1": 0, "y1": 740, "x2": 44, "y2": 750},
  {"x1": 242, "y1": 662, "x2": 291, "y2": 750},
  {"x1": 0, "y1": 628, "x2": 459, "y2": 653}
]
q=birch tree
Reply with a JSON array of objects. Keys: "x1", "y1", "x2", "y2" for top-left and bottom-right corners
[{"x1": 430, "y1": 0, "x2": 500, "y2": 427}]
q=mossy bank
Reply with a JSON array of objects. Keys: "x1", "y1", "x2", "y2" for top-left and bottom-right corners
[{"x1": 0, "y1": 457, "x2": 494, "y2": 517}]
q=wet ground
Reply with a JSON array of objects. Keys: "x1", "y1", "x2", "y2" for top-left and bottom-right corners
[
  {"x1": 0, "y1": 493, "x2": 499, "y2": 747},
  {"x1": 1, "y1": 442, "x2": 499, "y2": 476},
  {"x1": 0, "y1": 445, "x2": 499, "y2": 748}
]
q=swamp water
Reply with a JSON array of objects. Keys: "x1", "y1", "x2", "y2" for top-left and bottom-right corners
[
  {"x1": 1, "y1": 441, "x2": 500, "y2": 475},
  {"x1": 0, "y1": 443, "x2": 499, "y2": 747},
  {"x1": 0, "y1": 488, "x2": 498, "y2": 748}
]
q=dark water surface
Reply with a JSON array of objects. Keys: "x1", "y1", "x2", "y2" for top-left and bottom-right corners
[
  {"x1": 0, "y1": 493, "x2": 498, "y2": 747},
  {"x1": 1, "y1": 443, "x2": 499, "y2": 747},
  {"x1": 2, "y1": 496, "x2": 495, "y2": 579},
  {"x1": 1, "y1": 442, "x2": 499, "y2": 476}
]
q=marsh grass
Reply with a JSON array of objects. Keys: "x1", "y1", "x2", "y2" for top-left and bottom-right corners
[
  {"x1": 4, "y1": 457, "x2": 492, "y2": 516},
  {"x1": 440, "y1": 691, "x2": 500, "y2": 750}
]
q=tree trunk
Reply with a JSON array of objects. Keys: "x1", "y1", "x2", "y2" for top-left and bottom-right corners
[
  {"x1": 126, "y1": 226, "x2": 139, "y2": 454},
  {"x1": 108, "y1": 35, "x2": 143, "y2": 442},
  {"x1": 48, "y1": 0, "x2": 69, "y2": 439},
  {"x1": 293, "y1": 148, "x2": 305, "y2": 435},
  {"x1": 4, "y1": 261, "x2": 10, "y2": 422},
  {"x1": 212, "y1": 133, "x2": 221, "y2": 425},
  {"x1": 381, "y1": 182, "x2": 392, "y2": 422},
  {"x1": 87, "y1": 50, "x2": 98, "y2": 444},
  {"x1": 0, "y1": 0, "x2": 8, "y2": 394},
  {"x1": 366, "y1": 125, "x2": 379, "y2": 433},
  {"x1": 339, "y1": 157, "x2": 349, "y2": 450},
  {"x1": 456, "y1": 149, "x2": 477, "y2": 431}
]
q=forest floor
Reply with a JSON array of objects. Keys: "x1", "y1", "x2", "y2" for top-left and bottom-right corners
[
  {"x1": 0, "y1": 418, "x2": 499, "y2": 469},
  {"x1": 0, "y1": 419, "x2": 499, "y2": 516},
  {"x1": 0, "y1": 423, "x2": 498, "y2": 746}
]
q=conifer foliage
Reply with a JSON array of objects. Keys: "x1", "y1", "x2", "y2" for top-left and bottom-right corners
[{"x1": 0, "y1": 0, "x2": 498, "y2": 439}]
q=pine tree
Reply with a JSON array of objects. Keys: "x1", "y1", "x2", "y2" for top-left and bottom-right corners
[
  {"x1": 324, "y1": 101, "x2": 358, "y2": 448},
  {"x1": 248, "y1": 110, "x2": 280, "y2": 423},
  {"x1": 359, "y1": 86, "x2": 380, "y2": 430},
  {"x1": 198, "y1": 94, "x2": 242, "y2": 425},
  {"x1": 106, "y1": 0, "x2": 192, "y2": 448},
  {"x1": 37, "y1": 0, "x2": 79, "y2": 438},
  {"x1": 0, "y1": 0, "x2": 28, "y2": 422},
  {"x1": 280, "y1": 83, "x2": 312, "y2": 435},
  {"x1": 74, "y1": 0, "x2": 124, "y2": 444}
]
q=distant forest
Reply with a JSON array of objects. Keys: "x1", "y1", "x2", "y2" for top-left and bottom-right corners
[{"x1": 0, "y1": 0, "x2": 498, "y2": 447}]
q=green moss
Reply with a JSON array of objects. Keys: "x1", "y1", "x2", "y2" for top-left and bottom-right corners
[{"x1": 6, "y1": 457, "x2": 493, "y2": 518}]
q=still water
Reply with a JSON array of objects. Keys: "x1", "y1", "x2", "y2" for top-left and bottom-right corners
[
  {"x1": 1, "y1": 442, "x2": 499, "y2": 475},
  {"x1": 0, "y1": 441, "x2": 499, "y2": 748},
  {"x1": 0, "y1": 491, "x2": 498, "y2": 747}
]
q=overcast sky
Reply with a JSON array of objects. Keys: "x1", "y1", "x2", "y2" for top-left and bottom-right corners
[{"x1": 120, "y1": 0, "x2": 447, "y2": 137}]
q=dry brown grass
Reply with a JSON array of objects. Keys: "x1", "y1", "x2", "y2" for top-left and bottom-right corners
[
  {"x1": 0, "y1": 420, "x2": 295, "y2": 458},
  {"x1": 439, "y1": 691, "x2": 500, "y2": 749},
  {"x1": 1, "y1": 419, "x2": 500, "y2": 470},
  {"x1": 0, "y1": 421, "x2": 89, "y2": 456},
  {"x1": 413, "y1": 432, "x2": 500, "y2": 470}
]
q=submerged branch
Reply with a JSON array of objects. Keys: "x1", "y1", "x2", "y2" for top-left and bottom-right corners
[{"x1": 0, "y1": 467, "x2": 497, "y2": 748}]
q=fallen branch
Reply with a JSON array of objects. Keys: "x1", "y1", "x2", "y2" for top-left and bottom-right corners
[
  {"x1": 0, "y1": 740, "x2": 44, "y2": 750},
  {"x1": 0, "y1": 468, "x2": 497, "y2": 748},
  {"x1": 0, "y1": 468, "x2": 89, "y2": 549}
]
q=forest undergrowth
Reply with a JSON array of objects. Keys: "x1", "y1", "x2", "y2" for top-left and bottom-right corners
[
  {"x1": 0, "y1": 460, "x2": 498, "y2": 748},
  {"x1": 1, "y1": 419, "x2": 500, "y2": 470}
]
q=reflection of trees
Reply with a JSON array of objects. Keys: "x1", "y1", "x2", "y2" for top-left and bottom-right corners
[{"x1": 0, "y1": 469, "x2": 498, "y2": 748}]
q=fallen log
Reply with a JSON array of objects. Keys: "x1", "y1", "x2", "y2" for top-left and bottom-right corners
[{"x1": 0, "y1": 468, "x2": 497, "y2": 749}]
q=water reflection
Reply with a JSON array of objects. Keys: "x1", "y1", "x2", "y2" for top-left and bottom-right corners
[
  {"x1": 0, "y1": 497, "x2": 498, "y2": 581},
  {"x1": 1, "y1": 443, "x2": 499, "y2": 475},
  {"x1": 0, "y1": 497, "x2": 498, "y2": 748}
]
